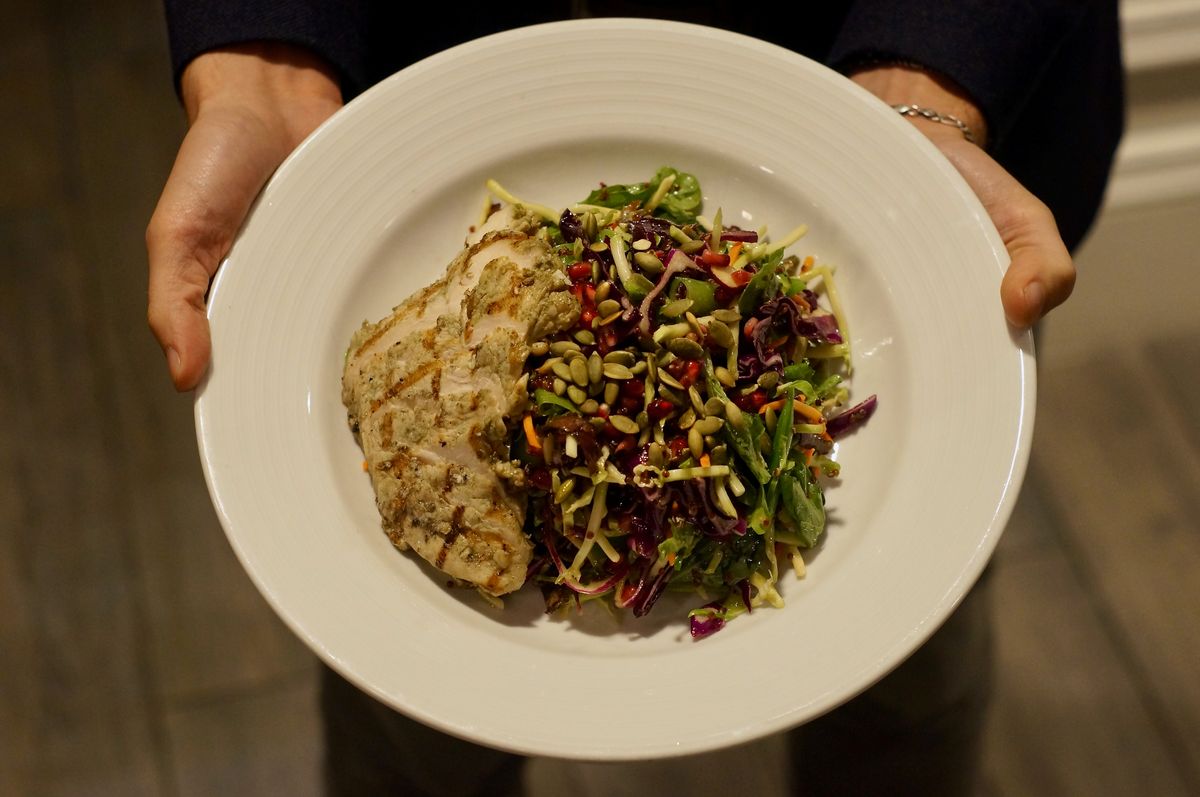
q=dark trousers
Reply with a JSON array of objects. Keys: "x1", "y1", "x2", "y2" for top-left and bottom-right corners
[{"x1": 322, "y1": 571, "x2": 993, "y2": 797}]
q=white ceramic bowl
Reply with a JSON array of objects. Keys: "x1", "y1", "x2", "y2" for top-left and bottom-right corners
[{"x1": 196, "y1": 18, "x2": 1033, "y2": 760}]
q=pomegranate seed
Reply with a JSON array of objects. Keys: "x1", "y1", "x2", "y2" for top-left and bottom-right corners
[{"x1": 646, "y1": 399, "x2": 675, "y2": 420}]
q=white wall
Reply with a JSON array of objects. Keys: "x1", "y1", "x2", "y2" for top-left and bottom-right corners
[{"x1": 1043, "y1": 0, "x2": 1200, "y2": 367}]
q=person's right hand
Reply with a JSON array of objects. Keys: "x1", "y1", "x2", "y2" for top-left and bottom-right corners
[{"x1": 147, "y1": 43, "x2": 343, "y2": 391}]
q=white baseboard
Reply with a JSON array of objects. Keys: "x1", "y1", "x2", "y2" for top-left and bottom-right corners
[
  {"x1": 1122, "y1": 0, "x2": 1200, "y2": 71},
  {"x1": 1105, "y1": 119, "x2": 1200, "y2": 209}
]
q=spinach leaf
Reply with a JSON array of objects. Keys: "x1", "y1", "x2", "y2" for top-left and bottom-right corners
[
  {"x1": 780, "y1": 464, "x2": 825, "y2": 548},
  {"x1": 580, "y1": 166, "x2": 702, "y2": 226}
]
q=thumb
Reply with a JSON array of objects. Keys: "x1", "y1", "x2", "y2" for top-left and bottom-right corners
[
  {"x1": 146, "y1": 106, "x2": 292, "y2": 390},
  {"x1": 146, "y1": 244, "x2": 214, "y2": 390},
  {"x1": 933, "y1": 136, "x2": 1076, "y2": 328}
]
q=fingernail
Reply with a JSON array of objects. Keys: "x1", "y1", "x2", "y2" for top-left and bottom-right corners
[
  {"x1": 1022, "y1": 282, "x2": 1045, "y2": 320},
  {"x1": 167, "y1": 346, "x2": 182, "y2": 376}
]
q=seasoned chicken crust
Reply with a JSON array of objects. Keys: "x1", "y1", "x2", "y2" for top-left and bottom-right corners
[{"x1": 343, "y1": 206, "x2": 578, "y2": 595}]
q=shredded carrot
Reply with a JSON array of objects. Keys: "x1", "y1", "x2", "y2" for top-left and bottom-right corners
[
  {"x1": 667, "y1": 551, "x2": 677, "y2": 567},
  {"x1": 793, "y1": 401, "x2": 824, "y2": 424},
  {"x1": 699, "y1": 453, "x2": 711, "y2": 468},
  {"x1": 801, "y1": 255, "x2": 815, "y2": 273},
  {"x1": 728, "y1": 242, "x2": 743, "y2": 262},
  {"x1": 758, "y1": 399, "x2": 786, "y2": 414},
  {"x1": 523, "y1": 414, "x2": 542, "y2": 453},
  {"x1": 803, "y1": 448, "x2": 815, "y2": 465},
  {"x1": 758, "y1": 398, "x2": 825, "y2": 424}
]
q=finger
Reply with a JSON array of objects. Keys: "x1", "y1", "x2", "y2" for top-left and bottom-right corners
[
  {"x1": 932, "y1": 137, "x2": 1075, "y2": 328},
  {"x1": 146, "y1": 107, "x2": 290, "y2": 390}
]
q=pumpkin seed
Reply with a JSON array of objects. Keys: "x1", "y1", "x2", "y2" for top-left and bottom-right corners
[
  {"x1": 681, "y1": 239, "x2": 706, "y2": 254},
  {"x1": 688, "y1": 425, "x2": 705, "y2": 459},
  {"x1": 554, "y1": 477, "x2": 576, "y2": 504},
  {"x1": 668, "y1": 337, "x2": 705, "y2": 360},
  {"x1": 529, "y1": 341, "x2": 550, "y2": 356},
  {"x1": 657, "y1": 369, "x2": 684, "y2": 390},
  {"x1": 634, "y1": 251, "x2": 665, "y2": 274},
  {"x1": 648, "y1": 442, "x2": 666, "y2": 468},
  {"x1": 603, "y1": 363, "x2": 635, "y2": 381},
  {"x1": 603, "y1": 382, "x2": 619, "y2": 405},
  {"x1": 595, "y1": 280, "x2": 612, "y2": 302},
  {"x1": 567, "y1": 385, "x2": 587, "y2": 405},
  {"x1": 677, "y1": 407, "x2": 696, "y2": 430},
  {"x1": 706, "y1": 319, "x2": 735, "y2": 349},
  {"x1": 724, "y1": 399, "x2": 747, "y2": 431},
  {"x1": 685, "y1": 311, "x2": 703, "y2": 335},
  {"x1": 588, "y1": 241, "x2": 608, "y2": 253},
  {"x1": 582, "y1": 212, "x2": 599, "y2": 240},
  {"x1": 714, "y1": 366, "x2": 736, "y2": 387},
  {"x1": 564, "y1": 348, "x2": 585, "y2": 362},
  {"x1": 580, "y1": 399, "x2": 599, "y2": 415},
  {"x1": 704, "y1": 397, "x2": 725, "y2": 416},
  {"x1": 599, "y1": 311, "x2": 622, "y2": 326},
  {"x1": 710, "y1": 444, "x2": 728, "y2": 465},
  {"x1": 553, "y1": 377, "x2": 567, "y2": 396},
  {"x1": 630, "y1": 360, "x2": 647, "y2": 376},
  {"x1": 550, "y1": 340, "x2": 581, "y2": 356},
  {"x1": 609, "y1": 414, "x2": 639, "y2": 435},
  {"x1": 632, "y1": 238, "x2": 652, "y2": 251},
  {"x1": 587, "y1": 352, "x2": 603, "y2": 384},
  {"x1": 635, "y1": 411, "x2": 649, "y2": 429},
  {"x1": 569, "y1": 358, "x2": 589, "y2": 387},
  {"x1": 657, "y1": 385, "x2": 684, "y2": 405},
  {"x1": 574, "y1": 329, "x2": 596, "y2": 346},
  {"x1": 660, "y1": 298, "x2": 693, "y2": 318},
  {"x1": 596, "y1": 298, "x2": 621, "y2": 318},
  {"x1": 551, "y1": 361, "x2": 573, "y2": 382},
  {"x1": 712, "y1": 308, "x2": 741, "y2": 324},
  {"x1": 688, "y1": 385, "x2": 705, "y2": 414},
  {"x1": 602, "y1": 350, "x2": 634, "y2": 366},
  {"x1": 694, "y1": 416, "x2": 725, "y2": 436},
  {"x1": 757, "y1": 371, "x2": 779, "y2": 392}
]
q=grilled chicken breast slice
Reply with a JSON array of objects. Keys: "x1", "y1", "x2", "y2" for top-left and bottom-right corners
[{"x1": 343, "y1": 206, "x2": 578, "y2": 595}]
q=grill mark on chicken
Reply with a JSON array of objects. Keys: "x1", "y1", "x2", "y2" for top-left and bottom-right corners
[
  {"x1": 351, "y1": 282, "x2": 441, "y2": 358},
  {"x1": 379, "y1": 414, "x2": 394, "y2": 450},
  {"x1": 370, "y1": 360, "x2": 441, "y2": 414},
  {"x1": 348, "y1": 230, "x2": 536, "y2": 363},
  {"x1": 435, "y1": 505, "x2": 467, "y2": 568}
]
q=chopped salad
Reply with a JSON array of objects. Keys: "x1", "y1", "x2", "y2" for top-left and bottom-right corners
[{"x1": 496, "y1": 167, "x2": 876, "y2": 638}]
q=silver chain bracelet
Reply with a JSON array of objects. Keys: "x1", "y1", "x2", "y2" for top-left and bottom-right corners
[{"x1": 892, "y1": 104, "x2": 979, "y2": 145}]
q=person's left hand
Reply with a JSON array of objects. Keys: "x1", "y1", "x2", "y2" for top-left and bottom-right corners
[{"x1": 852, "y1": 66, "x2": 1075, "y2": 328}]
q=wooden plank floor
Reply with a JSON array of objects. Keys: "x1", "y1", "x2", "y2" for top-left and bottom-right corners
[{"x1": 2, "y1": 1, "x2": 1198, "y2": 794}]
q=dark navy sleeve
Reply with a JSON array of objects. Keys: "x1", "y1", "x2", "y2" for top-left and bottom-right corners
[
  {"x1": 163, "y1": 0, "x2": 371, "y2": 95},
  {"x1": 827, "y1": 0, "x2": 1088, "y2": 146}
]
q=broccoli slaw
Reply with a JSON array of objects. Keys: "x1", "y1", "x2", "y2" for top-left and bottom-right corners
[{"x1": 497, "y1": 167, "x2": 876, "y2": 638}]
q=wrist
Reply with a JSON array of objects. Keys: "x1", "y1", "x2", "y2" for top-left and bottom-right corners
[
  {"x1": 181, "y1": 43, "x2": 343, "y2": 125},
  {"x1": 849, "y1": 64, "x2": 988, "y2": 149}
]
